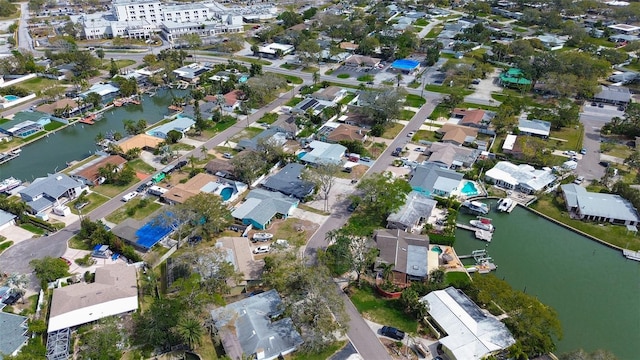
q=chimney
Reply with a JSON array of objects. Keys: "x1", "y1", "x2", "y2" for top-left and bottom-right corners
[{"x1": 256, "y1": 348, "x2": 266, "y2": 360}]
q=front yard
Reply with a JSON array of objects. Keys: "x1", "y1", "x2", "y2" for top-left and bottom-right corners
[
  {"x1": 69, "y1": 192, "x2": 110, "y2": 215},
  {"x1": 348, "y1": 283, "x2": 418, "y2": 333},
  {"x1": 105, "y1": 197, "x2": 163, "y2": 224}
]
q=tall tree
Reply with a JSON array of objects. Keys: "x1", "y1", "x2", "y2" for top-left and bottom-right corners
[
  {"x1": 351, "y1": 172, "x2": 412, "y2": 230},
  {"x1": 29, "y1": 257, "x2": 70, "y2": 288},
  {"x1": 303, "y1": 163, "x2": 341, "y2": 212},
  {"x1": 78, "y1": 318, "x2": 122, "y2": 360},
  {"x1": 176, "y1": 316, "x2": 203, "y2": 350}
]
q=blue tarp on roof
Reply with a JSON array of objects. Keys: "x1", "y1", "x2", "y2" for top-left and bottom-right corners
[{"x1": 134, "y1": 213, "x2": 176, "y2": 249}]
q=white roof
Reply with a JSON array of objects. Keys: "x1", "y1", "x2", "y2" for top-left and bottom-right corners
[
  {"x1": 421, "y1": 287, "x2": 515, "y2": 360},
  {"x1": 502, "y1": 134, "x2": 517, "y2": 151},
  {"x1": 301, "y1": 141, "x2": 346, "y2": 165},
  {"x1": 485, "y1": 161, "x2": 556, "y2": 192}
]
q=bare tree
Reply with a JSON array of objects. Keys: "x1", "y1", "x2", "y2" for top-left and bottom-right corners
[{"x1": 303, "y1": 163, "x2": 341, "y2": 212}]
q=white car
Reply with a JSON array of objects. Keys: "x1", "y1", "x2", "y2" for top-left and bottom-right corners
[
  {"x1": 414, "y1": 147, "x2": 423, "y2": 152},
  {"x1": 253, "y1": 246, "x2": 270, "y2": 254},
  {"x1": 122, "y1": 191, "x2": 138, "y2": 202},
  {"x1": 407, "y1": 132, "x2": 415, "y2": 137}
]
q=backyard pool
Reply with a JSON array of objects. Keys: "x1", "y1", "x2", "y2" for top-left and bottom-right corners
[
  {"x1": 297, "y1": 151, "x2": 307, "y2": 160},
  {"x1": 431, "y1": 246, "x2": 443, "y2": 254},
  {"x1": 4, "y1": 95, "x2": 19, "y2": 102},
  {"x1": 461, "y1": 181, "x2": 479, "y2": 196},
  {"x1": 239, "y1": 76, "x2": 248, "y2": 83},
  {"x1": 220, "y1": 187, "x2": 234, "y2": 201}
]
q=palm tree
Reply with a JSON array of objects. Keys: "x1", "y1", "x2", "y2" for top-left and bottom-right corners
[
  {"x1": 312, "y1": 71, "x2": 320, "y2": 86},
  {"x1": 176, "y1": 316, "x2": 203, "y2": 350},
  {"x1": 396, "y1": 72, "x2": 403, "y2": 87},
  {"x1": 380, "y1": 262, "x2": 394, "y2": 282}
]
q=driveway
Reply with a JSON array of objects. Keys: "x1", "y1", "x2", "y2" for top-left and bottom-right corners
[
  {"x1": 464, "y1": 69, "x2": 503, "y2": 106},
  {"x1": 578, "y1": 103, "x2": 624, "y2": 181},
  {"x1": 0, "y1": 225, "x2": 34, "y2": 245}
]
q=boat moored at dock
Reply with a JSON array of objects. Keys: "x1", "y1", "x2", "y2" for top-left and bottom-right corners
[{"x1": 461, "y1": 200, "x2": 490, "y2": 215}]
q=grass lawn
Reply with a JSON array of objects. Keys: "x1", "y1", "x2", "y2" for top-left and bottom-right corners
[
  {"x1": 424, "y1": 84, "x2": 473, "y2": 96},
  {"x1": 229, "y1": 56, "x2": 271, "y2": 66},
  {"x1": 69, "y1": 192, "x2": 109, "y2": 215},
  {"x1": 290, "y1": 341, "x2": 347, "y2": 360},
  {"x1": 211, "y1": 117, "x2": 237, "y2": 132},
  {"x1": 414, "y1": 18, "x2": 429, "y2": 26},
  {"x1": 550, "y1": 124, "x2": 584, "y2": 151},
  {"x1": 281, "y1": 74, "x2": 303, "y2": 84},
  {"x1": 298, "y1": 204, "x2": 330, "y2": 216},
  {"x1": 20, "y1": 223, "x2": 46, "y2": 235},
  {"x1": 280, "y1": 63, "x2": 298, "y2": 70},
  {"x1": 15, "y1": 77, "x2": 59, "y2": 94},
  {"x1": 349, "y1": 283, "x2": 418, "y2": 333},
  {"x1": 601, "y1": 142, "x2": 632, "y2": 159},
  {"x1": 102, "y1": 59, "x2": 136, "y2": 70},
  {"x1": 170, "y1": 143, "x2": 195, "y2": 152},
  {"x1": 412, "y1": 129, "x2": 439, "y2": 142},
  {"x1": 0, "y1": 239, "x2": 13, "y2": 254},
  {"x1": 128, "y1": 158, "x2": 156, "y2": 174},
  {"x1": 459, "y1": 102, "x2": 499, "y2": 111},
  {"x1": 425, "y1": 25, "x2": 443, "y2": 38},
  {"x1": 273, "y1": 218, "x2": 309, "y2": 247},
  {"x1": 531, "y1": 194, "x2": 640, "y2": 251},
  {"x1": 338, "y1": 93, "x2": 355, "y2": 105},
  {"x1": 105, "y1": 197, "x2": 163, "y2": 224},
  {"x1": 231, "y1": 126, "x2": 263, "y2": 142},
  {"x1": 381, "y1": 122, "x2": 404, "y2": 139},
  {"x1": 93, "y1": 181, "x2": 136, "y2": 198},
  {"x1": 258, "y1": 112, "x2": 278, "y2": 124},
  {"x1": 337, "y1": 74, "x2": 350, "y2": 79},
  {"x1": 44, "y1": 121, "x2": 66, "y2": 131},
  {"x1": 285, "y1": 97, "x2": 303, "y2": 107},
  {"x1": 68, "y1": 235, "x2": 92, "y2": 250},
  {"x1": 398, "y1": 109, "x2": 416, "y2": 120},
  {"x1": 404, "y1": 94, "x2": 426, "y2": 107},
  {"x1": 429, "y1": 104, "x2": 450, "y2": 120},
  {"x1": 357, "y1": 74, "x2": 374, "y2": 82},
  {"x1": 302, "y1": 66, "x2": 319, "y2": 73}
]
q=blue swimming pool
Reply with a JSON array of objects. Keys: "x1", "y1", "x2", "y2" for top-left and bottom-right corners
[
  {"x1": 297, "y1": 151, "x2": 307, "y2": 160},
  {"x1": 4, "y1": 95, "x2": 19, "y2": 102},
  {"x1": 461, "y1": 181, "x2": 479, "y2": 196},
  {"x1": 432, "y1": 246, "x2": 443, "y2": 254},
  {"x1": 220, "y1": 187, "x2": 234, "y2": 201},
  {"x1": 391, "y1": 59, "x2": 420, "y2": 71},
  {"x1": 239, "y1": 76, "x2": 248, "y2": 83}
]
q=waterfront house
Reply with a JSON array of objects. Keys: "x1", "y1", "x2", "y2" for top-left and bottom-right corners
[
  {"x1": 424, "y1": 142, "x2": 480, "y2": 169},
  {"x1": 561, "y1": 184, "x2": 639, "y2": 226},
  {"x1": 172, "y1": 63, "x2": 210, "y2": 83},
  {"x1": 484, "y1": 161, "x2": 556, "y2": 194},
  {"x1": 374, "y1": 229, "x2": 430, "y2": 284},
  {"x1": 19, "y1": 173, "x2": 84, "y2": 214},
  {"x1": 47, "y1": 264, "x2": 138, "y2": 333},
  {"x1": 231, "y1": 188, "x2": 299, "y2": 230},
  {"x1": 70, "y1": 155, "x2": 127, "y2": 186},
  {"x1": 420, "y1": 287, "x2": 516, "y2": 360},
  {"x1": 162, "y1": 172, "x2": 247, "y2": 205},
  {"x1": 299, "y1": 141, "x2": 347, "y2": 166},
  {"x1": 147, "y1": 116, "x2": 195, "y2": 139},
  {"x1": 182, "y1": 101, "x2": 217, "y2": 121},
  {"x1": 518, "y1": 118, "x2": 551, "y2": 138},
  {"x1": 36, "y1": 98, "x2": 83, "y2": 118},
  {"x1": 409, "y1": 163, "x2": 464, "y2": 197},
  {"x1": 0, "y1": 312, "x2": 29, "y2": 358},
  {"x1": 386, "y1": 191, "x2": 437, "y2": 232},
  {"x1": 435, "y1": 124, "x2": 478, "y2": 146},
  {"x1": 80, "y1": 83, "x2": 119, "y2": 102},
  {"x1": 211, "y1": 290, "x2": 303, "y2": 360},
  {"x1": 0, "y1": 111, "x2": 63, "y2": 138},
  {"x1": 262, "y1": 163, "x2": 315, "y2": 200}
]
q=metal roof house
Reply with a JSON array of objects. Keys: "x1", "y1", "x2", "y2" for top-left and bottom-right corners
[
  {"x1": 19, "y1": 173, "x2": 84, "y2": 214},
  {"x1": 231, "y1": 189, "x2": 299, "y2": 230},
  {"x1": 484, "y1": 161, "x2": 556, "y2": 194},
  {"x1": 387, "y1": 191, "x2": 437, "y2": 232},
  {"x1": 421, "y1": 287, "x2": 515, "y2": 360},
  {"x1": 262, "y1": 163, "x2": 314, "y2": 200},
  {"x1": 409, "y1": 163, "x2": 464, "y2": 198},
  {"x1": 374, "y1": 229, "x2": 430, "y2": 284},
  {"x1": 300, "y1": 141, "x2": 346, "y2": 166},
  {"x1": 594, "y1": 86, "x2": 632, "y2": 105},
  {"x1": 211, "y1": 289, "x2": 303, "y2": 360},
  {"x1": 561, "y1": 184, "x2": 639, "y2": 226},
  {"x1": 147, "y1": 116, "x2": 195, "y2": 139},
  {"x1": 518, "y1": 118, "x2": 551, "y2": 138},
  {"x1": 0, "y1": 312, "x2": 29, "y2": 358},
  {"x1": 0, "y1": 209, "x2": 16, "y2": 231},
  {"x1": 80, "y1": 83, "x2": 119, "y2": 99}
]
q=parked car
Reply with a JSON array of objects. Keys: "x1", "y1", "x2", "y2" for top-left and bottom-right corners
[
  {"x1": 223, "y1": 153, "x2": 234, "y2": 159},
  {"x1": 600, "y1": 161, "x2": 610, "y2": 167},
  {"x1": 407, "y1": 131, "x2": 415, "y2": 138},
  {"x1": 175, "y1": 160, "x2": 188, "y2": 169},
  {"x1": 414, "y1": 147, "x2": 423, "y2": 152},
  {"x1": 253, "y1": 245, "x2": 270, "y2": 254},
  {"x1": 580, "y1": 148, "x2": 587, "y2": 155},
  {"x1": 574, "y1": 176, "x2": 585, "y2": 185},
  {"x1": 137, "y1": 181, "x2": 153, "y2": 193},
  {"x1": 392, "y1": 147, "x2": 403, "y2": 156},
  {"x1": 2, "y1": 292, "x2": 21, "y2": 305},
  {"x1": 122, "y1": 191, "x2": 138, "y2": 202},
  {"x1": 347, "y1": 202, "x2": 359, "y2": 212},
  {"x1": 59, "y1": 257, "x2": 72, "y2": 266},
  {"x1": 591, "y1": 102, "x2": 597, "y2": 106},
  {"x1": 361, "y1": 157, "x2": 371, "y2": 162},
  {"x1": 380, "y1": 326, "x2": 405, "y2": 340},
  {"x1": 598, "y1": 103, "x2": 604, "y2": 108}
]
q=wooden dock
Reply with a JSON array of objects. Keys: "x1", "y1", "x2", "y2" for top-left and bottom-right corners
[
  {"x1": 623, "y1": 249, "x2": 640, "y2": 261},
  {"x1": 456, "y1": 223, "x2": 492, "y2": 242}
]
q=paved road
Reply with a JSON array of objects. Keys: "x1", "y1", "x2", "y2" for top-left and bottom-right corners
[
  {"x1": 578, "y1": 104, "x2": 624, "y2": 182},
  {"x1": 17, "y1": 2, "x2": 34, "y2": 53}
]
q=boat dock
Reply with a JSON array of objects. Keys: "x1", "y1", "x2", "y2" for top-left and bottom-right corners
[
  {"x1": 79, "y1": 114, "x2": 97, "y2": 125},
  {"x1": 0, "y1": 150, "x2": 20, "y2": 165},
  {"x1": 461, "y1": 249, "x2": 497, "y2": 274},
  {"x1": 623, "y1": 249, "x2": 640, "y2": 261},
  {"x1": 456, "y1": 223, "x2": 493, "y2": 242}
]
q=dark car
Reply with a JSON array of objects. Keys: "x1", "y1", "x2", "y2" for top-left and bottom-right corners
[
  {"x1": 137, "y1": 180, "x2": 153, "y2": 192},
  {"x1": 600, "y1": 161, "x2": 610, "y2": 167},
  {"x1": 380, "y1": 326, "x2": 405, "y2": 340},
  {"x1": 175, "y1": 160, "x2": 188, "y2": 170},
  {"x1": 2, "y1": 292, "x2": 21, "y2": 305},
  {"x1": 347, "y1": 202, "x2": 358, "y2": 212},
  {"x1": 392, "y1": 147, "x2": 403, "y2": 157}
]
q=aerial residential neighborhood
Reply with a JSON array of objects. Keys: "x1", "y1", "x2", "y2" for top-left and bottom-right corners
[{"x1": 0, "y1": 0, "x2": 639, "y2": 359}]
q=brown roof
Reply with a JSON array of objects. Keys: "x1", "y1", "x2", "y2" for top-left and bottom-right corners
[
  {"x1": 224, "y1": 90, "x2": 243, "y2": 107},
  {"x1": 36, "y1": 98, "x2": 79, "y2": 115},
  {"x1": 452, "y1": 108, "x2": 485, "y2": 125},
  {"x1": 327, "y1": 124, "x2": 367, "y2": 143},
  {"x1": 205, "y1": 158, "x2": 236, "y2": 177},
  {"x1": 374, "y1": 229, "x2": 429, "y2": 275},
  {"x1": 345, "y1": 54, "x2": 381, "y2": 67},
  {"x1": 204, "y1": 94, "x2": 219, "y2": 102},
  {"x1": 162, "y1": 172, "x2": 219, "y2": 204},
  {"x1": 118, "y1": 134, "x2": 164, "y2": 153},
  {"x1": 437, "y1": 124, "x2": 478, "y2": 145},
  {"x1": 288, "y1": 23, "x2": 308, "y2": 31},
  {"x1": 216, "y1": 237, "x2": 264, "y2": 281},
  {"x1": 313, "y1": 86, "x2": 343, "y2": 101},
  {"x1": 339, "y1": 42, "x2": 359, "y2": 51},
  {"x1": 74, "y1": 155, "x2": 127, "y2": 184}
]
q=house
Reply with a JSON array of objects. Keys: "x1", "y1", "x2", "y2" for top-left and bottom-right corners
[
  {"x1": 237, "y1": 128, "x2": 287, "y2": 151},
  {"x1": 501, "y1": 134, "x2": 520, "y2": 155},
  {"x1": 339, "y1": 41, "x2": 359, "y2": 52},
  {"x1": 290, "y1": 96, "x2": 336, "y2": 116},
  {"x1": 205, "y1": 158, "x2": 237, "y2": 179},
  {"x1": 182, "y1": 101, "x2": 217, "y2": 120},
  {"x1": 484, "y1": 161, "x2": 556, "y2": 194},
  {"x1": 216, "y1": 237, "x2": 264, "y2": 282},
  {"x1": 257, "y1": 43, "x2": 294, "y2": 58},
  {"x1": 173, "y1": 63, "x2": 210, "y2": 83},
  {"x1": 409, "y1": 163, "x2": 464, "y2": 197},
  {"x1": 594, "y1": 86, "x2": 632, "y2": 105},
  {"x1": 222, "y1": 89, "x2": 243, "y2": 112},
  {"x1": 311, "y1": 86, "x2": 348, "y2": 103},
  {"x1": 436, "y1": 124, "x2": 478, "y2": 146},
  {"x1": 425, "y1": 142, "x2": 480, "y2": 169},
  {"x1": 0, "y1": 209, "x2": 16, "y2": 231},
  {"x1": 117, "y1": 134, "x2": 164, "y2": 153},
  {"x1": 300, "y1": 141, "x2": 347, "y2": 166},
  {"x1": 162, "y1": 172, "x2": 247, "y2": 204},
  {"x1": 19, "y1": 173, "x2": 84, "y2": 214},
  {"x1": 231, "y1": 188, "x2": 299, "y2": 229},
  {"x1": 420, "y1": 287, "x2": 516, "y2": 360},
  {"x1": 344, "y1": 54, "x2": 381, "y2": 68},
  {"x1": 561, "y1": 184, "x2": 639, "y2": 226},
  {"x1": 80, "y1": 83, "x2": 119, "y2": 100},
  {"x1": 535, "y1": 34, "x2": 566, "y2": 50},
  {"x1": 0, "y1": 111, "x2": 61, "y2": 138},
  {"x1": 110, "y1": 212, "x2": 175, "y2": 251},
  {"x1": 518, "y1": 118, "x2": 551, "y2": 138},
  {"x1": 48, "y1": 264, "x2": 138, "y2": 333},
  {"x1": 374, "y1": 229, "x2": 430, "y2": 284},
  {"x1": 0, "y1": 312, "x2": 29, "y2": 358},
  {"x1": 451, "y1": 108, "x2": 493, "y2": 128},
  {"x1": 148, "y1": 116, "x2": 195, "y2": 139},
  {"x1": 262, "y1": 163, "x2": 315, "y2": 200},
  {"x1": 498, "y1": 68, "x2": 531, "y2": 87},
  {"x1": 211, "y1": 290, "x2": 303, "y2": 360},
  {"x1": 387, "y1": 191, "x2": 437, "y2": 232},
  {"x1": 70, "y1": 155, "x2": 127, "y2": 186},
  {"x1": 324, "y1": 124, "x2": 367, "y2": 143},
  {"x1": 36, "y1": 98, "x2": 83, "y2": 117},
  {"x1": 608, "y1": 23, "x2": 640, "y2": 35}
]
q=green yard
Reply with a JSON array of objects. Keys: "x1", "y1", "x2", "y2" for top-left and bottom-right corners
[
  {"x1": 102, "y1": 59, "x2": 136, "y2": 70},
  {"x1": 68, "y1": 235, "x2": 93, "y2": 250},
  {"x1": 15, "y1": 77, "x2": 60, "y2": 94},
  {"x1": 337, "y1": 74, "x2": 350, "y2": 79},
  {"x1": 357, "y1": 74, "x2": 374, "y2": 82},
  {"x1": 600, "y1": 142, "x2": 633, "y2": 159},
  {"x1": 93, "y1": 181, "x2": 137, "y2": 198},
  {"x1": 69, "y1": 192, "x2": 109, "y2": 215},
  {"x1": 349, "y1": 283, "x2": 418, "y2": 333},
  {"x1": 381, "y1": 122, "x2": 404, "y2": 139},
  {"x1": 412, "y1": 129, "x2": 440, "y2": 142},
  {"x1": 105, "y1": 197, "x2": 163, "y2": 224},
  {"x1": 398, "y1": 109, "x2": 416, "y2": 120},
  {"x1": 20, "y1": 223, "x2": 46, "y2": 235},
  {"x1": 550, "y1": 124, "x2": 584, "y2": 151},
  {"x1": 404, "y1": 94, "x2": 426, "y2": 107},
  {"x1": 425, "y1": 25, "x2": 443, "y2": 38},
  {"x1": 424, "y1": 84, "x2": 473, "y2": 96},
  {"x1": 258, "y1": 112, "x2": 278, "y2": 124},
  {"x1": 44, "y1": 121, "x2": 66, "y2": 131},
  {"x1": 127, "y1": 158, "x2": 156, "y2": 174},
  {"x1": 285, "y1": 97, "x2": 303, "y2": 107},
  {"x1": 0, "y1": 237, "x2": 13, "y2": 254},
  {"x1": 338, "y1": 93, "x2": 355, "y2": 105},
  {"x1": 414, "y1": 18, "x2": 429, "y2": 26}
]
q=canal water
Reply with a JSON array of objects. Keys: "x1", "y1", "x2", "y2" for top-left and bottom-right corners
[
  {"x1": 455, "y1": 200, "x2": 640, "y2": 359},
  {"x1": 0, "y1": 89, "x2": 186, "y2": 182}
]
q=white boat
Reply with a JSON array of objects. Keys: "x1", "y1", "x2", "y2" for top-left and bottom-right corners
[
  {"x1": 470, "y1": 217, "x2": 494, "y2": 232},
  {"x1": 10, "y1": 149, "x2": 21, "y2": 155},
  {"x1": 462, "y1": 200, "x2": 489, "y2": 215},
  {"x1": 497, "y1": 198, "x2": 513, "y2": 212},
  {"x1": 0, "y1": 177, "x2": 21, "y2": 192},
  {"x1": 252, "y1": 232, "x2": 273, "y2": 242}
]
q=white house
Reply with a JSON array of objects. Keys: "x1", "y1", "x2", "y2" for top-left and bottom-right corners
[
  {"x1": 148, "y1": 116, "x2": 195, "y2": 139},
  {"x1": 484, "y1": 161, "x2": 556, "y2": 194}
]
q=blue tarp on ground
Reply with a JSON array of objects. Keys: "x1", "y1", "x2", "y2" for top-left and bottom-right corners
[{"x1": 134, "y1": 213, "x2": 176, "y2": 250}]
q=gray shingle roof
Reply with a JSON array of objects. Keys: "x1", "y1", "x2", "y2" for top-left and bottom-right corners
[
  {"x1": 387, "y1": 191, "x2": 437, "y2": 229},
  {"x1": 262, "y1": 163, "x2": 315, "y2": 199},
  {"x1": 375, "y1": 229, "x2": 429, "y2": 278},
  {"x1": 0, "y1": 312, "x2": 29, "y2": 358},
  {"x1": 410, "y1": 163, "x2": 463, "y2": 195},
  {"x1": 595, "y1": 86, "x2": 631, "y2": 103},
  {"x1": 0, "y1": 209, "x2": 16, "y2": 227},
  {"x1": 300, "y1": 141, "x2": 346, "y2": 165},
  {"x1": 231, "y1": 189, "x2": 299, "y2": 227},
  {"x1": 20, "y1": 173, "x2": 82, "y2": 200},
  {"x1": 211, "y1": 289, "x2": 303, "y2": 360}
]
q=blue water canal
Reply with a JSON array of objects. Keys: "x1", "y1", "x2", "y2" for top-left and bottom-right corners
[
  {"x1": 0, "y1": 89, "x2": 186, "y2": 182},
  {"x1": 455, "y1": 201, "x2": 640, "y2": 359}
]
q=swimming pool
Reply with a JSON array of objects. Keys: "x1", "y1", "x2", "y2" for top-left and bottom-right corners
[
  {"x1": 239, "y1": 76, "x2": 248, "y2": 83},
  {"x1": 220, "y1": 187, "x2": 234, "y2": 201},
  {"x1": 431, "y1": 246, "x2": 443, "y2": 254},
  {"x1": 391, "y1": 59, "x2": 420, "y2": 71},
  {"x1": 4, "y1": 95, "x2": 19, "y2": 102},
  {"x1": 297, "y1": 151, "x2": 307, "y2": 160},
  {"x1": 461, "y1": 181, "x2": 479, "y2": 196}
]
